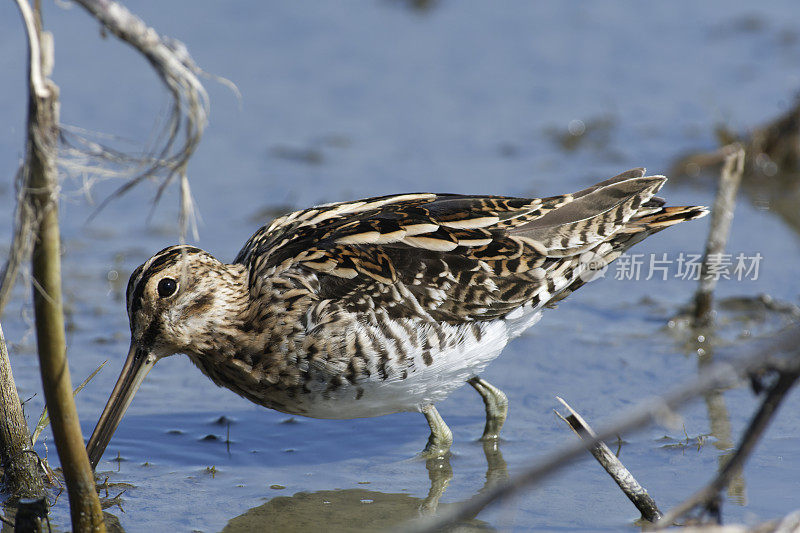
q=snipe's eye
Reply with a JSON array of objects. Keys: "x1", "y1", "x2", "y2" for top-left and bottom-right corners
[{"x1": 157, "y1": 277, "x2": 178, "y2": 298}]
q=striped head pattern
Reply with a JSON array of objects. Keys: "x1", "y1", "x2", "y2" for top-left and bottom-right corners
[
  {"x1": 87, "y1": 245, "x2": 247, "y2": 468},
  {"x1": 124, "y1": 245, "x2": 248, "y2": 360}
]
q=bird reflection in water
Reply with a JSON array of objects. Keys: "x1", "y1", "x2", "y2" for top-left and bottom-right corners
[{"x1": 222, "y1": 442, "x2": 508, "y2": 532}]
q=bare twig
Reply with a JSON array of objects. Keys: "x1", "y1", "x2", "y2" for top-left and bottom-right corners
[
  {"x1": 398, "y1": 325, "x2": 800, "y2": 533},
  {"x1": 0, "y1": 187, "x2": 35, "y2": 316},
  {"x1": 0, "y1": 102, "x2": 37, "y2": 317},
  {"x1": 70, "y1": 0, "x2": 213, "y2": 241},
  {"x1": 654, "y1": 370, "x2": 800, "y2": 528},
  {"x1": 13, "y1": 0, "x2": 49, "y2": 98},
  {"x1": 555, "y1": 397, "x2": 662, "y2": 522},
  {"x1": 694, "y1": 145, "x2": 745, "y2": 325},
  {"x1": 31, "y1": 360, "x2": 107, "y2": 445},
  {"x1": 0, "y1": 0, "x2": 219, "y2": 316},
  {"x1": 671, "y1": 95, "x2": 800, "y2": 178},
  {"x1": 745, "y1": 99, "x2": 800, "y2": 174}
]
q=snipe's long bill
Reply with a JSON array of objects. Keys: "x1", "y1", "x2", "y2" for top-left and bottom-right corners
[{"x1": 86, "y1": 168, "x2": 707, "y2": 468}]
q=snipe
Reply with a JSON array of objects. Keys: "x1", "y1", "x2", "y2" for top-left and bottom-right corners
[{"x1": 86, "y1": 168, "x2": 707, "y2": 467}]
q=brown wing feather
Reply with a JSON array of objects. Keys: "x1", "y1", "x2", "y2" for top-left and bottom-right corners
[{"x1": 235, "y1": 169, "x2": 707, "y2": 323}]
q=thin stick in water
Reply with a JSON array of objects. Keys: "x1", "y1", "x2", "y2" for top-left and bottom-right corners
[
  {"x1": 397, "y1": 325, "x2": 800, "y2": 533},
  {"x1": 555, "y1": 396, "x2": 662, "y2": 522},
  {"x1": 654, "y1": 369, "x2": 800, "y2": 528},
  {"x1": 694, "y1": 145, "x2": 745, "y2": 326}
]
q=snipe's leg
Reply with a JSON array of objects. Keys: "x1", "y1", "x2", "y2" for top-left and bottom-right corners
[
  {"x1": 468, "y1": 376, "x2": 508, "y2": 441},
  {"x1": 420, "y1": 404, "x2": 453, "y2": 458}
]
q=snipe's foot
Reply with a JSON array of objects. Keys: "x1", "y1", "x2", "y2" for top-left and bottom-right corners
[
  {"x1": 420, "y1": 404, "x2": 453, "y2": 458},
  {"x1": 468, "y1": 376, "x2": 508, "y2": 441}
]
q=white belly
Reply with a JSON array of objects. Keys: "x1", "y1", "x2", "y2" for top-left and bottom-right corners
[{"x1": 297, "y1": 306, "x2": 542, "y2": 419}]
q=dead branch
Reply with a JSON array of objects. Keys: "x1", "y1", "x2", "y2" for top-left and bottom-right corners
[
  {"x1": 13, "y1": 0, "x2": 106, "y2": 529},
  {"x1": 0, "y1": 0, "x2": 218, "y2": 317},
  {"x1": 0, "y1": 0, "x2": 51, "y2": 316},
  {"x1": 0, "y1": 168, "x2": 36, "y2": 317},
  {"x1": 654, "y1": 369, "x2": 800, "y2": 528},
  {"x1": 0, "y1": 322, "x2": 43, "y2": 498},
  {"x1": 70, "y1": 0, "x2": 210, "y2": 241},
  {"x1": 694, "y1": 145, "x2": 745, "y2": 326},
  {"x1": 555, "y1": 397, "x2": 662, "y2": 522},
  {"x1": 745, "y1": 99, "x2": 800, "y2": 174},
  {"x1": 672, "y1": 96, "x2": 800, "y2": 179},
  {"x1": 30, "y1": 360, "x2": 107, "y2": 446},
  {"x1": 398, "y1": 325, "x2": 800, "y2": 533}
]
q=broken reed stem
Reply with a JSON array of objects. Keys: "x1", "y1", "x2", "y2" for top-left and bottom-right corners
[
  {"x1": 72, "y1": 0, "x2": 211, "y2": 241},
  {"x1": 555, "y1": 397, "x2": 662, "y2": 522},
  {"x1": 693, "y1": 145, "x2": 745, "y2": 326},
  {"x1": 0, "y1": 168, "x2": 35, "y2": 317},
  {"x1": 13, "y1": 497, "x2": 49, "y2": 532},
  {"x1": 1, "y1": 0, "x2": 219, "y2": 318},
  {"x1": 654, "y1": 370, "x2": 799, "y2": 528},
  {"x1": 15, "y1": 0, "x2": 106, "y2": 530},
  {"x1": 0, "y1": 322, "x2": 44, "y2": 498},
  {"x1": 31, "y1": 359, "x2": 107, "y2": 445}
]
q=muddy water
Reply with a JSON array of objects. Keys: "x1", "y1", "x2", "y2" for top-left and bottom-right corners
[{"x1": 1, "y1": 1, "x2": 799, "y2": 531}]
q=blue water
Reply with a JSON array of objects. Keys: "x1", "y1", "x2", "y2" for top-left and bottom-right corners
[{"x1": 1, "y1": 1, "x2": 799, "y2": 531}]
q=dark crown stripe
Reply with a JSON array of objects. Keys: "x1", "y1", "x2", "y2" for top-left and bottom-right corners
[{"x1": 128, "y1": 246, "x2": 203, "y2": 316}]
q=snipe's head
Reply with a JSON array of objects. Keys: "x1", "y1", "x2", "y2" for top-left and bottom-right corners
[
  {"x1": 125, "y1": 245, "x2": 248, "y2": 357},
  {"x1": 86, "y1": 245, "x2": 246, "y2": 468}
]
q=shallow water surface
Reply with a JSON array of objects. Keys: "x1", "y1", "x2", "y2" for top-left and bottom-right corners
[{"x1": 1, "y1": 1, "x2": 800, "y2": 531}]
